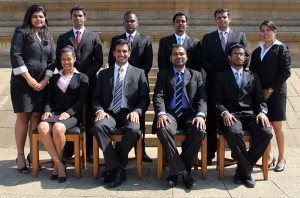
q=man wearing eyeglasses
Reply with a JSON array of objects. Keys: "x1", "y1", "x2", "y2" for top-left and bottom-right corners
[
  {"x1": 201, "y1": 8, "x2": 249, "y2": 166},
  {"x1": 214, "y1": 44, "x2": 272, "y2": 188}
]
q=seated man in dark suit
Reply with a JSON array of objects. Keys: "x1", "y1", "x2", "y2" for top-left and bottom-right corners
[
  {"x1": 214, "y1": 44, "x2": 273, "y2": 188},
  {"x1": 153, "y1": 44, "x2": 207, "y2": 189},
  {"x1": 91, "y1": 39, "x2": 150, "y2": 188}
]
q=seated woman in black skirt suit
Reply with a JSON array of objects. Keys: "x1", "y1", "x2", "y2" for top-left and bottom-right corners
[{"x1": 37, "y1": 46, "x2": 88, "y2": 182}]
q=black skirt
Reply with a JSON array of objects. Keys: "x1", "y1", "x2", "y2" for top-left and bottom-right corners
[
  {"x1": 43, "y1": 113, "x2": 78, "y2": 130},
  {"x1": 267, "y1": 92, "x2": 287, "y2": 121}
]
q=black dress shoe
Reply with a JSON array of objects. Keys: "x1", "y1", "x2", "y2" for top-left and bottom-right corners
[
  {"x1": 50, "y1": 174, "x2": 58, "y2": 181},
  {"x1": 86, "y1": 154, "x2": 93, "y2": 164},
  {"x1": 182, "y1": 173, "x2": 196, "y2": 189},
  {"x1": 233, "y1": 168, "x2": 243, "y2": 184},
  {"x1": 99, "y1": 169, "x2": 115, "y2": 183},
  {"x1": 106, "y1": 168, "x2": 126, "y2": 188},
  {"x1": 166, "y1": 175, "x2": 178, "y2": 187},
  {"x1": 244, "y1": 174, "x2": 256, "y2": 188},
  {"x1": 142, "y1": 153, "x2": 153, "y2": 162}
]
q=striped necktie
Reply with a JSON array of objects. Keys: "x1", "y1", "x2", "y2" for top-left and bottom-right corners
[
  {"x1": 235, "y1": 71, "x2": 242, "y2": 88},
  {"x1": 175, "y1": 72, "x2": 183, "y2": 117},
  {"x1": 220, "y1": 32, "x2": 226, "y2": 51},
  {"x1": 112, "y1": 68, "x2": 123, "y2": 114}
]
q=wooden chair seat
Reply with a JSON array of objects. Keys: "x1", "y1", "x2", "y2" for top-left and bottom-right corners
[
  {"x1": 93, "y1": 128, "x2": 143, "y2": 180},
  {"x1": 32, "y1": 126, "x2": 87, "y2": 178},
  {"x1": 216, "y1": 129, "x2": 269, "y2": 180},
  {"x1": 157, "y1": 130, "x2": 207, "y2": 180}
]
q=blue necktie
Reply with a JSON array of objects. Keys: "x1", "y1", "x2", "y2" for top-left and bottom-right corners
[
  {"x1": 235, "y1": 71, "x2": 242, "y2": 88},
  {"x1": 112, "y1": 68, "x2": 123, "y2": 113},
  {"x1": 177, "y1": 37, "x2": 183, "y2": 45},
  {"x1": 175, "y1": 72, "x2": 183, "y2": 117}
]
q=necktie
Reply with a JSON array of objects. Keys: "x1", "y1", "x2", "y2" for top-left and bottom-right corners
[
  {"x1": 177, "y1": 37, "x2": 183, "y2": 45},
  {"x1": 112, "y1": 68, "x2": 123, "y2": 114},
  {"x1": 175, "y1": 72, "x2": 183, "y2": 117},
  {"x1": 235, "y1": 71, "x2": 242, "y2": 88},
  {"x1": 128, "y1": 34, "x2": 133, "y2": 48},
  {"x1": 220, "y1": 32, "x2": 226, "y2": 51},
  {"x1": 76, "y1": 31, "x2": 81, "y2": 46}
]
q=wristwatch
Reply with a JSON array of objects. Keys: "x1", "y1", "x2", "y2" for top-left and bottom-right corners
[{"x1": 268, "y1": 88, "x2": 274, "y2": 93}]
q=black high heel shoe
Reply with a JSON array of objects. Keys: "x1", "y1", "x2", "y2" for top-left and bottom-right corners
[
  {"x1": 274, "y1": 159, "x2": 286, "y2": 172},
  {"x1": 268, "y1": 156, "x2": 276, "y2": 168},
  {"x1": 26, "y1": 153, "x2": 32, "y2": 168},
  {"x1": 57, "y1": 163, "x2": 67, "y2": 183},
  {"x1": 16, "y1": 154, "x2": 30, "y2": 174}
]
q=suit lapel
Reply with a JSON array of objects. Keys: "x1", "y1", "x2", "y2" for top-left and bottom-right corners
[
  {"x1": 183, "y1": 34, "x2": 190, "y2": 49},
  {"x1": 227, "y1": 29, "x2": 234, "y2": 48},
  {"x1": 34, "y1": 34, "x2": 43, "y2": 50},
  {"x1": 183, "y1": 69, "x2": 191, "y2": 103},
  {"x1": 67, "y1": 30, "x2": 77, "y2": 49},
  {"x1": 241, "y1": 70, "x2": 250, "y2": 88},
  {"x1": 131, "y1": 32, "x2": 139, "y2": 50},
  {"x1": 168, "y1": 68, "x2": 176, "y2": 93},
  {"x1": 65, "y1": 73, "x2": 79, "y2": 93},
  {"x1": 78, "y1": 29, "x2": 89, "y2": 48},
  {"x1": 214, "y1": 30, "x2": 225, "y2": 54},
  {"x1": 170, "y1": 34, "x2": 177, "y2": 45},
  {"x1": 225, "y1": 69, "x2": 239, "y2": 90},
  {"x1": 109, "y1": 66, "x2": 115, "y2": 96},
  {"x1": 124, "y1": 65, "x2": 133, "y2": 96}
]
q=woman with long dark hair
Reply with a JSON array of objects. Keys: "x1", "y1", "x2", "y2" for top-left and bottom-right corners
[
  {"x1": 249, "y1": 20, "x2": 291, "y2": 172},
  {"x1": 10, "y1": 4, "x2": 55, "y2": 173}
]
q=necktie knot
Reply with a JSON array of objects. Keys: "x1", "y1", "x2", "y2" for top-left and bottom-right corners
[{"x1": 177, "y1": 37, "x2": 183, "y2": 45}]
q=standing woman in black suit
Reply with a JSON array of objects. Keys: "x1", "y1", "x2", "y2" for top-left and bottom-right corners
[
  {"x1": 10, "y1": 5, "x2": 55, "y2": 173},
  {"x1": 37, "y1": 46, "x2": 88, "y2": 182},
  {"x1": 249, "y1": 20, "x2": 291, "y2": 172}
]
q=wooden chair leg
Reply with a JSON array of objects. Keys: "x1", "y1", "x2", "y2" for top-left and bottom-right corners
[
  {"x1": 82, "y1": 132, "x2": 87, "y2": 169},
  {"x1": 93, "y1": 136, "x2": 99, "y2": 179},
  {"x1": 262, "y1": 143, "x2": 270, "y2": 180},
  {"x1": 218, "y1": 135, "x2": 225, "y2": 179},
  {"x1": 32, "y1": 134, "x2": 39, "y2": 178},
  {"x1": 201, "y1": 135, "x2": 207, "y2": 180},
  {"x1": 157, "y1": 139, "x2": 163, "y2": 180},
  {"x1": 73, "y1": 135, "x2": 81, "y2": 178},
  {"x1": 136, "y1": 136, "x2": 143, "y2": 180}
]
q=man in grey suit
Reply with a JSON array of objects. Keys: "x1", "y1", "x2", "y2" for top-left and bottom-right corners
[
  {"x1": 91, "y1": 39, "x2": 150, "y2": 188},
  {"x1": 215, "y1": 44, "x2": 272, "y2": 188},
  {"x1": 56, "y1": 5, "x2": 103, "y2": 162},
  {"x1": 201, "y1": 8, "x2": 249, "y2": 165},
  {"x1": 158, "y1": 12, "x2": 202, "y2": 72},
  {"x1": 153, "y1": 44, "x2": 207, "y2": 189},
  {"x1": 108, "y1": 11, "x2": 153, "y2": 162}
]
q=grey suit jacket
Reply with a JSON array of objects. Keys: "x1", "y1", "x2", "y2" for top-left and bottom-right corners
[
  {"x1": 56, "y1": 29, "x2": 103, "y2": 88},
  {"x1": 201, "y1": 29, "x2": 249, "y2": 78},
  {"x1": 158, "y1": 34, "x2": 202, "y2": 71},
  {"x1": 10, "y1": 27, "x2": 55, "y2": 84},
  {"x1": 153, "y1": 67, "x2": 207, "y2": 116},
  {"x1": 93, "y1": 64, "x2": 150, "y2": 116},
  {"x1": 214, "y1": 69, "x2": 267, "y2": 117},
  {"x1": 108, "y1": 32, "x2": 153, "y2": 75}
]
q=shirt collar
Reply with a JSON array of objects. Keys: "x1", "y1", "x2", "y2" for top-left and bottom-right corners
[
  {"x1": 114, "y1": 62, "x2": 129, "y2": 73},
  {"x1": 259, "y1": 39, "x2": 283, "y2": 49},
  {"x1": 175, "y1": 33, "x2": 186, "y2": 40},
  {"x1": 218, "y1": 28, "x2": 230, "y2": 35},
  {"x1": 231, "y1": 67, "x2": 243, "y2": 75},
  {"x1": 59, "y1": 68, "x2": 80, "y2": 76},
  {"x1": 126, "y1": 31, "x2": 137, "y2": 38},
  {"x1": 173, "y1": 66, "x2": 186, "y2": 75},
  {"x1": 72, "y1": 27, "x2": 85, "y2": 36}
]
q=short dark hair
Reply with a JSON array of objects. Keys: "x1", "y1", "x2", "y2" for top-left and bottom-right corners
[
  {"x1": 123, "y1": 11, "x2": 138, "y2": 20},
  {"x1": 113, "y1": 39, "x2": 131, "y2": 51},
  {"x1": 60, "y1": 45, "x2": 76, "y2": 57},
  {"x1": 214, "y1": 8, "x2": 230, "y2": 19},
  {"x1": 171, "y1": 44, "x2": 187, "y2": 54},
  {"x1": 260, "y1": 20, "x2": 277, "y2": 32},
  {"x1": 228, "y1": 43, "x2": 248, "y2": 56},
  {"x1": 70, "y1": 5, "x2": 86, "y2": 16},
  {"x1": 172, "y1": 12, "x2": 187, "y2": 23}
]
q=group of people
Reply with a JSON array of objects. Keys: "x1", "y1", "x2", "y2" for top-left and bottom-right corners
[{"x1": 10, "y1": 4, "x2": 291, "y2": 190}]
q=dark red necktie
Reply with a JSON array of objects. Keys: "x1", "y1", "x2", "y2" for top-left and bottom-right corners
[{"x1": 76, "y1": 31, "x2": 81, "y2": 46}]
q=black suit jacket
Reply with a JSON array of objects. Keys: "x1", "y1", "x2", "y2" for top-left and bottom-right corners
[
  {"x1": 44, "y1": 72, "x2": 89, "y2": 118},
  {"x1": 10, "y1": 27, "x2": 55, "y2": 84},
  {"x1": 249, "y1": 43, "x2": 291, "y2": 93},
  {"x1": 56, "y1": 29, "x2": 103, "y2": 89},
  {"x1": 214, "y1": 69, "x2": 267, "y2": 117},
  {"x1": 158, "y1": 34, "x2": 202, "y2": 71},
  {"x1": 108, "y1": 32, "x2": 153, "y2": 75},
  {"x1": 153, "y1": 67, "x2": 207, "y2": 118},
  {"x1": 93, "y1": 64, "x2": 150, "y2": 116},
  {"x1": 201, "y1": 29, "x2": 249, "y2": 90}
]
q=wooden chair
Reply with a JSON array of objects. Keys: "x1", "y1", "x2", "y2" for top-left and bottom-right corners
[
  {"x1": 32, "y1": 126, "x2": 87, "y2": 178},
  {"x1": 216, "y1": 129, "x2": 270, "y2": 180},
  {"x1": 93, "y1": 129, "x2": 143, "y2": 180},
  {"x1": 157, "y1": 130, "x2": 208, "y2": 180}
]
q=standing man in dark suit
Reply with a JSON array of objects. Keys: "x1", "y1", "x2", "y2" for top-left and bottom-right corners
[
  {"x1": 158, "y1": 12, "x2": 202, "y2": 71},
  {"x1": 56, "y1": 5, "x2": 103, "y2": 162},
  {"x1": 201, "y1": 8, "x2": 249, "y2": 165},
  {"x1": 91, "y1": 39, "x2": 150, "y2": 188},
  {"x1": 108, "y1": 11, "x2": 153, "y2": 162},
  {"x1": 215, "y1": 44, "x2": 272, "y2": 188},
  {"x1": 153, "y1": 44, "x2": 207, "y2": 189}
]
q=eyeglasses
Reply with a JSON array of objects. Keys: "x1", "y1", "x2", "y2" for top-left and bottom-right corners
[{"x1": 232, "y1": 53, "x2": 245, "y2": 57}]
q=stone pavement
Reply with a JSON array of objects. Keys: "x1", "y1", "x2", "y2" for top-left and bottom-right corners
[{"x1": 0, "y1": 68, "x2": 300, "y2": 197}]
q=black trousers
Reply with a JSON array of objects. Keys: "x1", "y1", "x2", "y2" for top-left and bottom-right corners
[
  {"x1": 91, "y1": 109, "x2": 140, "y2": 171},
  {"x1": 220, "y1": 117, "x2": 273, "y2": 178},
  {"x1": 156, "y1": 112, "x2": 206, "y2": 176}
]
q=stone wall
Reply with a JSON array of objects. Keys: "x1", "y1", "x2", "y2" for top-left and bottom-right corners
[{"x1": 1, "y1": 0, "x2": 300, "y2": 68}]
